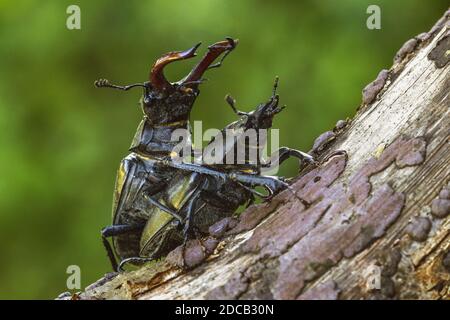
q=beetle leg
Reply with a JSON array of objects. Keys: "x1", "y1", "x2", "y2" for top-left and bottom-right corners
[
  {"x1": 182, "y1": 199, "x2": 196, "y2": 243},
  {"x1": 117, "y1": 257, "x2": 153, "y2": 272},
  {"x1": 158, "y1": 160, "x2": 289, "y2": 193},
  {"x1": 137, "y1": 178, "x2": 185, "y2": 222},
  {"x1": 182, "y1": 179, "x2": 208, "y2": 243},
  {"x1": 102, "y1": 236, "x2": 118, "y2": 272},
  {"x1": 159, "y1": 161, "x2": 228, "y2": 182},
  {"x1": 101, "y1": 224, "x2": 146, "y2": 238},
  {"x1": 246, "y1": 193, "x2": 256, "y2": 208},
  {"x1": 235, "y1": 181, "x2": 271, "y2": 201},
  {"x1": 229, "y1": 172, "x2": 290, "y2": 195},
  {"x1": 143, "y1": 194, "x2": 184, "y2": 222},
  {"x1": 261, "y1": 147, "x2": 317, "y2": 171},
  {"x1": 101, "y1": 223, "x2": 146, "y2": 271},
  {"x1": 232, "y1": 174, "x2": 309, "y2": 205}
]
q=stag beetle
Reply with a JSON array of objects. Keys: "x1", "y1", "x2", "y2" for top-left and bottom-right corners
[{"x1": 96, "y1": 38, "x2": 315, "y2": 271}]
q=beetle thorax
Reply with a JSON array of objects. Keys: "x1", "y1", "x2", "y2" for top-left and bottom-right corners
[{"x1": 130, "y1": 88, "x2": 197, "y2": 156}]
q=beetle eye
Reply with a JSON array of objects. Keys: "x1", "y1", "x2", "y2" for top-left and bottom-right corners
[
  {"x1": 144, "y1": 81, "x2": 152, "y2": 91},
  {"x1": 143, "y1": 93, "x2": 153, "y2": 105}
]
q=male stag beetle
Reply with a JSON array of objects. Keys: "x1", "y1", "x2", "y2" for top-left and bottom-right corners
[{"x1": 95, "y1": 38, "x2": 315, "y2": 271}]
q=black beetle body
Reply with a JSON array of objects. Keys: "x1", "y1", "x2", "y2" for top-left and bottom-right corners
[
  {"x1": 98, "y1": 39, "x2": 242, "y2": 270},
  {"x1": 96, "y1": 39, "x2": 314, "y2": 271}
]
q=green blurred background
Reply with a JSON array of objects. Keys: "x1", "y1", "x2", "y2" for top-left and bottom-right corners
[{"x1": 0, "y1": 0, "x2": 447, "y2": 299}]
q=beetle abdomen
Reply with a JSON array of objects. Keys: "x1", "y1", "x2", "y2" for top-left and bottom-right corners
[{"x1": 111, "y1": 153, "x2": 174, "y2": 260}]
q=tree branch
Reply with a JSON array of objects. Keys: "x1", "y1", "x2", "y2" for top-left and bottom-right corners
[{"x1": 65, "y1": 9, "x2": 450, "y2": 300}]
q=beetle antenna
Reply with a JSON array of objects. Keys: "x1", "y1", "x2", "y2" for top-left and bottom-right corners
[
  {"x1": 225, "y1": 94, "x2": 248, "y2": 116},
  {"x1": 272, "y1": 76, "x2": 279, "y2": 97},
  {"x1": 94, "y1": 79, "x2": 147, "y2": 91}
]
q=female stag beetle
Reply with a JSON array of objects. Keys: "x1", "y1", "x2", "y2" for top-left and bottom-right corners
[{"x1": 96, "y1": 38, "x2": 315, "y2": 271}]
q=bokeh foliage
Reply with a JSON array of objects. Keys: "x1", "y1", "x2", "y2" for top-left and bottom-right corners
[{"x1": 0, "y1": 0, "x2": 447, "y2": 299}]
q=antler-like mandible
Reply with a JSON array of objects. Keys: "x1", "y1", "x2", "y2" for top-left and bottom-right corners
[
  {"x1": 150, "y1": 42, "x2": 201, "y2": 92},
  {"x1": 182, "y1": 37, "x2": 238, "y2": 87}
]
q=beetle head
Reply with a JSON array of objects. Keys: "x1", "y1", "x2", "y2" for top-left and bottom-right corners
[
  {"x1": 96, "y1": 38, "x2": 238, "y2": 125},
  {"x1": 226, "y1": 77, "x2": 285, "y2": 130},
  {"x1": 143, "y1": 38, "x2": 237, "y2": 124}
]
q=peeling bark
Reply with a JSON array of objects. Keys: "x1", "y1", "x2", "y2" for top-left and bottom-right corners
[{"x1": 66, "y1": 10, "x2": 450, "y2": 300}]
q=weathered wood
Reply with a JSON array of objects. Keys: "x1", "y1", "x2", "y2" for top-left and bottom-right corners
[{"x1": 70, "y1": 10, "x2": 450, "y2": 300}]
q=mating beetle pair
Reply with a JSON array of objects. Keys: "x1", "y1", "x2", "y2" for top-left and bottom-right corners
[{"x1": 96, "y1": 38, "x2": 314, "y2": 271}]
